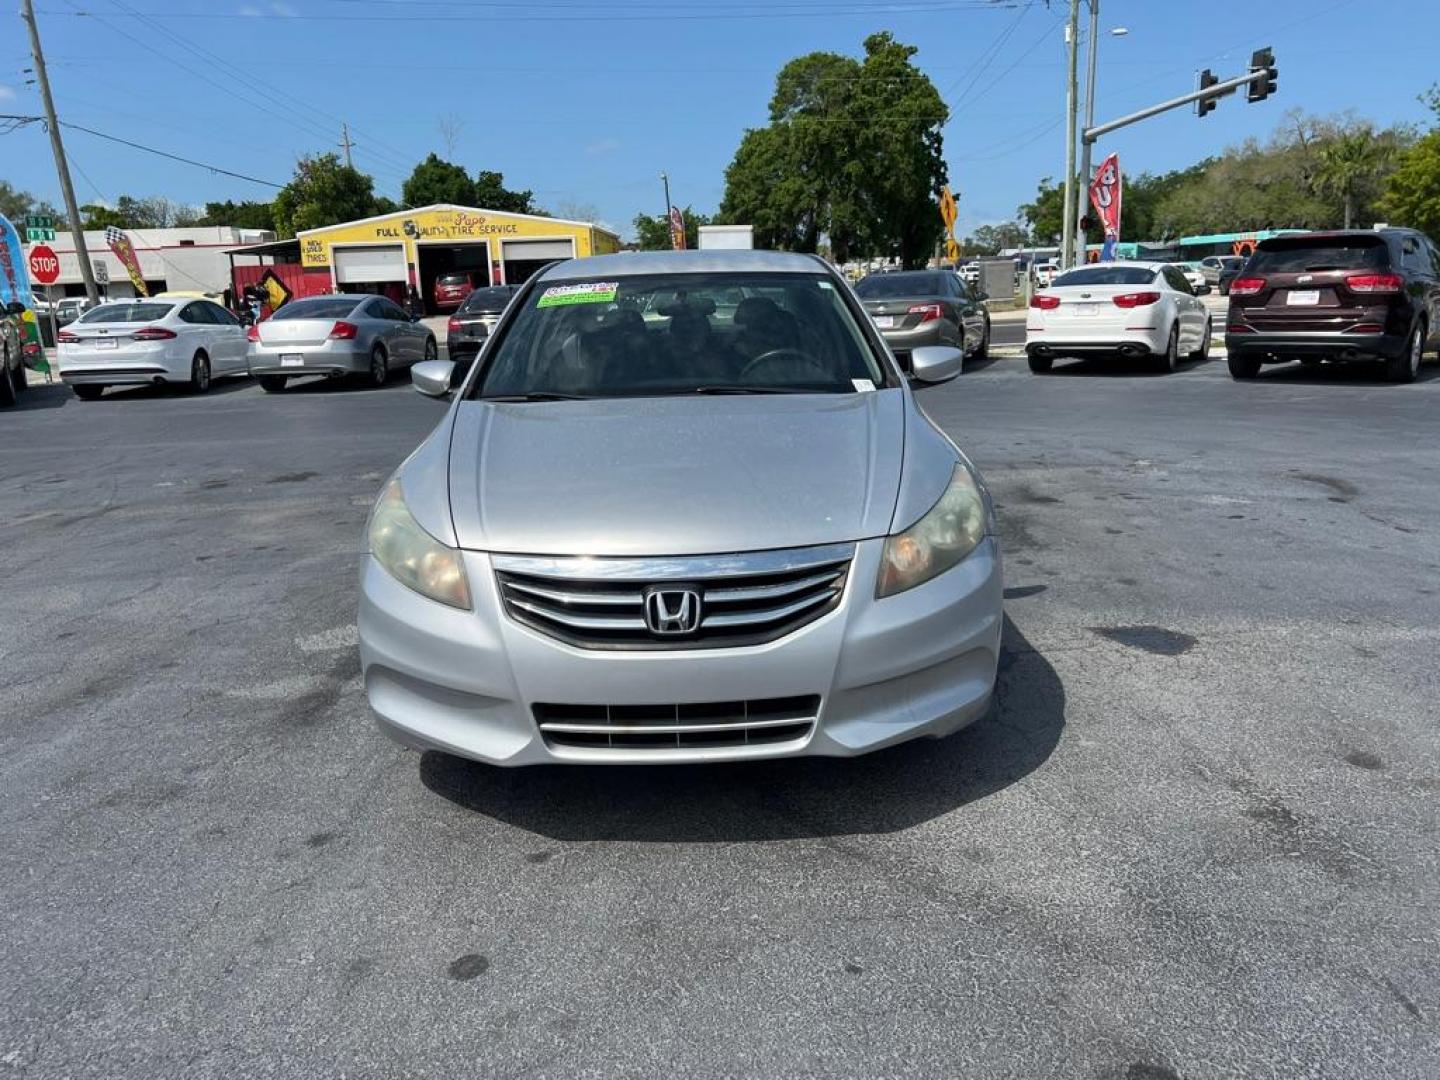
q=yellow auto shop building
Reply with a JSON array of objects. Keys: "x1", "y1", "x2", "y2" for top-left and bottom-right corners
[{"x1": 295, "y1": 204, "x2": 621, "y2": 312}]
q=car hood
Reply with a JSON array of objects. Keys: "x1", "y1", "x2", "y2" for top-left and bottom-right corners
[{"x1": 446, "y1": 391, "x2": 905, "y2": 556}]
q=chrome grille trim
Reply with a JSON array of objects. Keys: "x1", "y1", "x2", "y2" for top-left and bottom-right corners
[
  {"x1": 533, "y1": 695, "x2": 820, "y2": 751},
  {"x1": 493, "y1": 543, "x2": 854, "y2": 650}
]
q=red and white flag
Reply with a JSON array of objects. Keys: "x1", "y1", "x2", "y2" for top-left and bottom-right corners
[
  {"x1": 105, "y1": 226, "x2": 148, "y2": 296},
  {"x1": 1088, "y1": 153, "x2": 1123, "y2": 259},
  {"x1": 668, "y1": 206, "x2": 687, "y2": 251}
]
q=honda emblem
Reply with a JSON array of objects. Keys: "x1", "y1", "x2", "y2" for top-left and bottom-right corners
[{"x1": 643, "y1": 586, "x2": 702, "y2": 635}]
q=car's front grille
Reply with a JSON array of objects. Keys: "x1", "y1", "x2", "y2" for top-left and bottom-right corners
[
  {"x1": 492, "y1": 543, "x2": 853, "y2": 650},
  {"x1": 533, "y1": 695, "x2": 820, "y2": 751}
]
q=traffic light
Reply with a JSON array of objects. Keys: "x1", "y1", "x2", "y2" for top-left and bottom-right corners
[
  {"x1": 1197, "y1": 69, "x2": 1219, "y2": 117},
  {"x1": 1247, "y1": 47, "x2": 1277, "y2": 103}
]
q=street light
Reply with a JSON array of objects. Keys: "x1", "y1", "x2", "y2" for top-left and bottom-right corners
[{"x1": 1070, "y1": 5, "x2": 1130, "y2": 267}]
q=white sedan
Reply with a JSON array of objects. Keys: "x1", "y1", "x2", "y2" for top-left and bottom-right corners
[
  {"x1": 57, "y1": 298, "x2": 249, "y2": 400},
  {"x1": 1024, "y1": 262, "x2": 1212, "y2": 374}
]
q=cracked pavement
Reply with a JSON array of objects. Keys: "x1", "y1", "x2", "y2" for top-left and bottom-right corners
[{"x1": 1, "y1": 356, "x2": 1436, "y2": 1078}]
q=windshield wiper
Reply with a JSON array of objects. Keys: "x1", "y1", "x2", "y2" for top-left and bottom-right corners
[
  {"x1": 690, "y1": 385, "x2": 821, "y2": 395},
  {"x1": 479, "y1": 391, "x2": 590, "y2": 402}
]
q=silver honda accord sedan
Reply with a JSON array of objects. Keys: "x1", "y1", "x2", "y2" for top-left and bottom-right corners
[{"x1": 358, "y1": 250, "x2": 1003, "y2": 765}]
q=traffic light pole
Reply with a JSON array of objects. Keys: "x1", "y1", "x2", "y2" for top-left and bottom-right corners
[
  {"x1": 20, "y1": 0, "x2": 99, "y2": 304},
  {"x1": 1071, "y1": 0, "x2": 1100, "y2": 269},
  {"x1": 1083, "y1": 68, "x2": 1266, "y2": 145}
]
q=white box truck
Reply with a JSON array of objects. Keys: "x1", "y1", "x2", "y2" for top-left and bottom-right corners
[{"x1": 697, "y1": 225, "x2": 754, "y2": 251}]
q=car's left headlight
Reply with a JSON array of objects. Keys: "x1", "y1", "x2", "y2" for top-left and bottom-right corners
[
  {"x1": 876, "y1": 464, "x2": 988, "y2": 598},
  {"x1": 367, "y1": 479, "x2": 472, "y2": 609}
]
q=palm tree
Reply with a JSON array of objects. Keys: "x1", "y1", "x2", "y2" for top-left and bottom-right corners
[{"x1": 1313, "y1": 130, "x2": 1392, "y2": 229}]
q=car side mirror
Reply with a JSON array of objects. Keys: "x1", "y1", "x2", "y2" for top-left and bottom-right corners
[
  {"x1": 411, "y1": 359, "x2": 455, "y2": 398},
  {"x1": 976, "y1": 291, "x2": 989, "y2": 301},
  {"x1": 1196, "y1": 284, "x2": 1212, "y2": 296},
  {"x1": 5, "y1": 301, "x2": 25, "y2": 316},
  {"x1": 910, "y1": 345, "x2": 963, "y2": 383},
  {"x1": 410, "y1": 313, "x2": 422, "y2": 322}
]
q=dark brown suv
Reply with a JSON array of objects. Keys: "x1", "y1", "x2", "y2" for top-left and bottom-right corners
[{"x1": 1225, "y1": 228, "x2": 1440, "y2": 383}]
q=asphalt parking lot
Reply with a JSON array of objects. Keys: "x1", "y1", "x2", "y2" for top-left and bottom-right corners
[{"x1": 2, "y1": 355, "x2": 1437, "y2": 1078}]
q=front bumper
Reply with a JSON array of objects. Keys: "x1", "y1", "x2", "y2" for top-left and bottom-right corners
[
  {"x1": 358, "y1": 536, "x2": 1003, "y2": 766},
  {"x1": 248, "y1": 339, "x2": 368, "y2": 376}
]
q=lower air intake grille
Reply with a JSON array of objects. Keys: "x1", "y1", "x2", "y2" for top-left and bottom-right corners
[{"x1": 533, "y1": 695, "x2": 820, "y2": 751}]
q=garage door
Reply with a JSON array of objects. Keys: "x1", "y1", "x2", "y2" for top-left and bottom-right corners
[
  {"x1": 333, "y1": 245, "x2": 407, "y2": 284},
  {"x1": 502, "y1": 239, "x2": 575, "y2": 262}
]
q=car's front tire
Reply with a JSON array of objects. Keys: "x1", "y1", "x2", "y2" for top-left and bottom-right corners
[
  {"x1": 973, "y1": 318, "x2": 990, "y2": 361},
  {"x1": 1027, "y1": 353, "x2": 1053, "y2": 374}
]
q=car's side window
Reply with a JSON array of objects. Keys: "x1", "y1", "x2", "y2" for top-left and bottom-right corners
[
  {"x1": 953, "y1": 277, "x2": 970, "y2": 301},
  {"x1": 380, "y1": 300, "x2": 408, "y2": 322},
  {"x1": 178, "y1": 303, "x2": 208, "y2": 325},
  {"x1": 363, "y1": 299, "x2": 387, "y2": 321},
  {"x1": 206, "y1": 302, "x2": 238, "y2": 326},
  {"x1": 1402, "y1": 235, "x2": 1434, "y2": 276},
  {"x1": 1164, "y1": 267, "x2": 1193, "y2": 295}
]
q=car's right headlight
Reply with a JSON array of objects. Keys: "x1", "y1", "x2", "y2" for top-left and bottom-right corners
[
  {"x1": 876, "y1": 465, "x2": 988, "y2": 598},
  {"x1": 367, "y1": 479, "x2": 472, "y2": 609}
]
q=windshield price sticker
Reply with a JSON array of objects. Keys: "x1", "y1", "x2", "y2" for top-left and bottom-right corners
[{"x1": 537, "y1": 282, "x2": 620, "y2": 308}]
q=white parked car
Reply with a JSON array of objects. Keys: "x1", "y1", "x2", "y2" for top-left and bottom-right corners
[
  {"x1": 1178, "y1": 264, "x2": 1208, "y2": 291},
  {"x1": 1032, "y1": 261, "x2": 1060, "y2": 287},
  {"x1": 1024, "y1": 261, "x2": 1212, "y2": 374},
  {"x1": 56, "y1": 298, "x2": 249, "y2": 400}
]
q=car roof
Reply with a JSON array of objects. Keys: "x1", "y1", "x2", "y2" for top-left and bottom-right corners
[{"x1": 538, "y1": 249, "x2": 827, "y2": 282}]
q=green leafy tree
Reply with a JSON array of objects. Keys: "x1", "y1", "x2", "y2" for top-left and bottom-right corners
[
  {"x1": 272, "y1": 153, "x2": 383, "y2": 237},
  {"x1": 473, "y1": 170, "x2": 536, "y2": 214},
  {"x1": 79, "y1": 194, "x2": 199, "y2": 230},
  {"x1": 195, "y1": 200, "x2": 277, "y2": 231},
  {"x1": 720, "y1": 32, "x2": 948, "y2": 268},
  {"x1": 401, "y1": 153, "x2": 476, "y2": 208},
  {"x1": 1380, "y1": 130, "x2": 1440, "y2": 236},
  {"x1": 0, "y1": 181, "x2": 58, "y2": 223},
  {"x1": 961, "y1": 221, "x2": 1029, "y2": 255},
  {"x1": 633, "y1": 206, "x2": 710, "y2": 250},
  {"x1": 1313, "y1": 127, "x2": 1394, "y2": 229}
]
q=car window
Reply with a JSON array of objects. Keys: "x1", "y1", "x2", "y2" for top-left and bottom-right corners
[
  {"x1": 1248, "y1": 237, "x2": 1388, "y2": 273},
  {"x1": 854, "y1": 272, "x2": 946, "y2": 299},
  {"x1": 178, "y1": 303, "x2": 210, "y2": 325},
  {"x1": 471, "y1": 271, "x2": 886, "y2": 400},
  {"x1": 1401, "y1": 234, "x2": 1434, "y2": 275},
  {"x1": 1053, "y1": 266, "x2": 1158, "y2": 287},
  {"x1": 1163, "y1": 267, "x2": 1193, "y2": 294},
  {"x1": 79, "y1": 303, "x2": 176, "y2": 323},
  {"x1": 378, "y1": 299, "x2": 410, "y2": 321},
  {"x1": 272, "y1": 297, "x2": 359, "y2": 321},
  {"x1": 438, "y1": 272, "x2": 470, "y2": 286},
  {"x1": 205, "y1": 302, "x2": 239, "y2": 326},
  {"x1": 461, "y1": 287, "x2": 519, "y2": 313}
]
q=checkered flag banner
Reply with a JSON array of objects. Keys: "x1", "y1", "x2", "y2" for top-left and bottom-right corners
[{"x1": 104, "y1": 226, "x2": 148, "y2": 296}]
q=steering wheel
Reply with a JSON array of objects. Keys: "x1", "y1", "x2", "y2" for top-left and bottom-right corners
[{"x1": 738, "y1": 348, "x2": 833, "y2": 384}]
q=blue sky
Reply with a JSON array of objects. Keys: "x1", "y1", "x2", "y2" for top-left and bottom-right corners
[{"x1": 1, "y1": 0, "x2": 1435, "y2": 239}]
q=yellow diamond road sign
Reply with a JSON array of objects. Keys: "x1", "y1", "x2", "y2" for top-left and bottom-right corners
[{"x1": 939, "y1": 185, "x2": 958, "y2": 234}]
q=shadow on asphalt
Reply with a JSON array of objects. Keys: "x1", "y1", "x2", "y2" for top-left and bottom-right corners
[
  {"x1": 11, "y1": 381, "x2": 71, "y2": 411},
  {"x1": 1035, "y1": 354, "x2": 1211, "y2": 378},
  {"x1": 12, "y1": 377, "x2": 256, "y2": 408},
  {"x1": 1243, "y1": 360, "x2": 1440, "y2": 387},
  {"x1": 270, "y1": 372, "x2": 417, "y2": 395},
  {"x1": 417, "y1": 615, "x2": 1064, "y2": 841}
]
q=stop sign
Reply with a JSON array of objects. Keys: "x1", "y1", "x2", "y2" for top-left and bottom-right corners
[{"x1": 28, "y1": 244, "x2": 61, "y2": 286}]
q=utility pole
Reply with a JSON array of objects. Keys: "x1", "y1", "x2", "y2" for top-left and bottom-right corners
[
  {"x1": 339, "y1": 123, "x2": 355, "y2": 169},
  {"x1": 20, "y1": 0, "x2": 98, "y2": 303},
  {"x1": 1072, "y1": 0, "x2": 1100, "y2": 268},
  {"x1": 1059, "y1": 0, "x2": 1080, "y2": 270}
]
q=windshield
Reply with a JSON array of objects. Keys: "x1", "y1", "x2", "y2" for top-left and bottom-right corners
[
  {"x1": 1248, "y1": 238, "x2": 1388, "y2": 273},
  {"x1": 461, "y1": 287, "x2": 517, "y2": 312},
  {"x1": 470, "y1": 272, "x2": 884, "y2": 399},
  {"x1": 854, "y1": 273, "x2": 945, "y2": 298},
  {"x1": 80, "y1": 303, "x2": 175, "y2": 323},
  {"x1": 1053, "y1": 266, "x2": 1157, "y2": 287},
  {"x1": 271, "y1": 297, "x2": 359, "y2": 321},
  {"x1": 438, "y1": 273, "x2": 471, "y2": 285}
]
